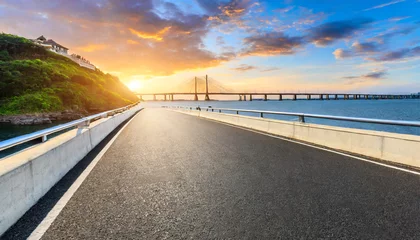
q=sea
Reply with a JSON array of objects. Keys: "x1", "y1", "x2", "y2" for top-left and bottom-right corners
[
  {"x1": 144, "y1": 99, "x2": 420, "y2": 136},
  {"x1": 1, "y1": 99, "x2": 420, "y2": 146}
]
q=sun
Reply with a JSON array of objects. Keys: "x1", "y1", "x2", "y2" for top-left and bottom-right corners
[{"x1": 127, "y1": 80, "x2": 144, "y2": 91}]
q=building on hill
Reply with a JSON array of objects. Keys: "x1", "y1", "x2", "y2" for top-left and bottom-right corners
[
  {"x1": 33, "y1": 35, "x2": 68, "y2": 54},
  {"x1": 43, "y1": 39, "x2": 68, "y2": 54},
  {"x1": 31, "y1": 35, "x2": 96, "y2": 70}
]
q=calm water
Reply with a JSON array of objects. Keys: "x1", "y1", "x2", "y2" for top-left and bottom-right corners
[
  {"x1": 1, "y1": 99, "x2": 420, "y2": 144},
  {"x1": 0, "y1": 121, "x2": 70, "y2": 158},
  {"x1": 0, "y1": 121, "x2": 69, "y2": 142},
  {"x1": 144, "y1": 99, "x2": 420, "y2": 136}
]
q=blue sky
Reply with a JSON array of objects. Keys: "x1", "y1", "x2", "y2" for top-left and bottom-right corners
[{"x1": 0, "y1": 0, "x2": 419, "y2": 93}]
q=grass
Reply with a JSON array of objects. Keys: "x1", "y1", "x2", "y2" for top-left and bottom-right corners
[{"x1": 0, "y1": 33, "x2": 138, "y2": 115}]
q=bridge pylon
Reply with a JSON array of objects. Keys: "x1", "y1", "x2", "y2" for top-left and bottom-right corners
[
  {"x1": 205, "y1": 75, "x2": 210, "y2": 101},
  {"x1": 194, "y1": 77, "x2": 198, "y2": 101}
]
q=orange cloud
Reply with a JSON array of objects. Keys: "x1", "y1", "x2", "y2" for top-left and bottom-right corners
[
  {"x1": 126, "y1": 39, "x2": 140, "y2": 45},
  {"x1": 222, "y1": 8, "x2": 246, "y2": 17},
  {"x1": 129, "y1": 26, "x2": 171, "y2": 41},
  {"x1": 76, "y1": 44, "x2": 108, "y2": 52}
]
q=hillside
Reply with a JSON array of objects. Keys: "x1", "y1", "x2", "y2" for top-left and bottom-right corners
[{"x1": 0, "y1": 33, "x2": 138, "y2": 117}]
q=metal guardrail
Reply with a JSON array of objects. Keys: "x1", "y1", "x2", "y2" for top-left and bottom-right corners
[
  {"x1": 0, "y1": 103, "x2": 139, "y2": 152},
  {"x1": 165, "y1": 106, "x2": 420, "y2": 127}
]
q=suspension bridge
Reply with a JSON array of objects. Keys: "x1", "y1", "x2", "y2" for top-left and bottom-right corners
[{"x1": 136, "y1": 75, "x2": 419, "y2": 101}]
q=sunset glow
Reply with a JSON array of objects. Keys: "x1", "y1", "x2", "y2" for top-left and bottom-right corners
[
  {"x1": 127, "y1": 80, "x2": 144, "y2": 92},
  {"x1": 1, "y1": 0, "x2": 419, "y2": 94}
]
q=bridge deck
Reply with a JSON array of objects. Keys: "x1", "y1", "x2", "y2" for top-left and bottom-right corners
[{"x1": 4, "y1": 109, "x2": 420, "y2": 239}]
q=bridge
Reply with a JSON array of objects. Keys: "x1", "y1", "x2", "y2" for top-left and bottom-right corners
[
  {"x1": 1, "y1": 104, "x2": 420, "y2": 239},
  {"x1": 136, "y1": 75, "x2": 420, "y2": 101}
]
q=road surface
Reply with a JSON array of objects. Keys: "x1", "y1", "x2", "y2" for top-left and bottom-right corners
[{"x1": 4, "y1": 109, "x2": 420, "y2": 239}]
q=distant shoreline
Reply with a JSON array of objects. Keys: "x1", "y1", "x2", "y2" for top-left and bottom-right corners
[{"x1": 0, "y1": 110, "x2": 85, "y2": 125}]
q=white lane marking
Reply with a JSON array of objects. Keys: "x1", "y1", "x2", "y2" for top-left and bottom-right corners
[
  {"x1": 201, "y1": 117, "x2": 420, "y2": 176},
  {"x1": 28, "y1": 113, "x2": 139, "y2": 240}
]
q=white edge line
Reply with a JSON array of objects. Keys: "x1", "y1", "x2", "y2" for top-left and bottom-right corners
[
  {"x1": 180, "y1": 110, "x2": 420, "y2": 176},
  {"x1": 27, "y1": 112, "x2": 140, "y2": 240}
]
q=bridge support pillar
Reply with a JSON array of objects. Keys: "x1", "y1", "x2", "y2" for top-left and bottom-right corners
[
  {"x1": 249, "y1": 95, "x2": 253, "y2": 101},
  {"x1": 264, "y1": 94, "x2": 268, "y2": 101},
  {"x1": 320, "y1": 94, "x2": 323, "y2": 100},
  {"x1": 244, "y1": 95, "x2": 247, "y2": 101},
  {"x1": 239, "y1": 95, "x2": 242, "y2": 101},
  {"x1": 334, "y1": 94, "x2": 338, "y2": 100},
  {"x1": 171, "y1": 94, "x2": 174, "y2": 101},
  {"x1": 307, "y1": 95, "x2": 311, "y2": 100},
  {"x1": 139, "y1": 95, "x2": 144, "y2": 101},
  {"x1": 153, "y1": 94, "x2": 156, "y2": 101},
  {"x1": 164, "y1": 94, "x2": 167, "y2": 101},
  {"x1": 194, "y1": 94, "x2": 198, "y2": 101},
  {"x1": 205, "y1": 94, "x2": 210, "y2": 101},
  {"x1": 293, "y1": 94, "x2": 297, "y2": 101},
  {"x1": 326, "y1": 94, "x2": 330, "y2": 100},
  {"x1": 279, "y1": 94, "x2": 282, "y2": 101}
]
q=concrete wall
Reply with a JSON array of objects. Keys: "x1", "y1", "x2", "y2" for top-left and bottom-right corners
[
  {"x1": 0, "y1": 105, "x2": 142, "y2": 236},
  {"x1": 173, "y1": 109, "x2": 420, "y2": 168}
]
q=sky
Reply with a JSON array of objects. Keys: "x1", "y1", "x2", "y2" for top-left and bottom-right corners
[{"x1": 0, "y1": 0, "x2": 419, "y2": 94}]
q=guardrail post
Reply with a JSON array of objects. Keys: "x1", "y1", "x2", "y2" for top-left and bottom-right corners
[
  {"x1": 78, "y1": 118, "x2": 90, "y2": 128},
  {"x1": 299, "y1": 115, "x2": 305, "y2": 123},
  {"x1": 41, "y1": 135, "x2": 48, "y2": 142}
]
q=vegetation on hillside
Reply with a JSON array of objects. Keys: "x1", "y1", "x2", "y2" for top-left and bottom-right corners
[{"x1": 0, "y1": 33, "x2": 138, "y2": 115}]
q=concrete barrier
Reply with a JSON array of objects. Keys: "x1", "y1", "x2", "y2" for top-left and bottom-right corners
[
  {"x1": 173, "y1": 109, "x2": 420, "y2": 169},
  {"x1": 0, "y1": 105, "x2": 142, "y2": 236}
]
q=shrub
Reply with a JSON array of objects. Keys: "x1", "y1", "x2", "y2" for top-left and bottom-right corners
[{"x1": 0, "y1": 90, "x2": 63, "y2": 114}]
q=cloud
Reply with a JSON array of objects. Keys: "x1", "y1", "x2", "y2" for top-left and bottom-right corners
[
  {"x1": 273, "y1": 6, "x2": 295, "y2": 13},
  {"x1": 373, "y1": 26, "x2": 417, "y2": 43},
  {"x1": 371, "y1": 46, "x2": 420, "y2": 61},
  {"x1": 196, "y1": 0, "x2": 226, "y2": 15},
  {"x1": 333, "y1": 49, "x2": 353, "y2": 59},
  {"x1": 0, "y1": 0, "x2": 238, "y2": 77},
  {"x1": 241, "y1": 32, "x2": 305, "y2": 56},
  {"x1": 389, "y1": 16, "x2": 411, "y2": 22},
  {"x1": 206, "y1": 0, "x2": 257, "y2": 23},
  {"x1": 129, "y1": 27, "x2": 172, "y2": 42},
  {"x1": 308, "y1": 18, "x2": 373, "y2": 46},
  {"x1": 352, "y1": 41, "x2": 380, "y2": 52},
  {"x1": 343, "y1": 70, "x2": 387, "y2": 84},
  {"x1": 362, "y1": 71, "x2": 388, "y2": 79},
  {"x1": 292, "y1": 7, "x2": 327, "y2": 28},
  {"x1": 126, "y1": 39, "x2": 140, "y2": 45},
  {"x1": 241, "y1": 18, "x2": 373, "y2": 57},
  {"x1": 260, "y1": 67, "x2": 280, "y2": 72},
  {"x1": 333, "y1": 41, "x2": 381, "y2": 59},
  {"x1": 363, "y1": 0, "x2": 405, "y2": 11},
  {"x1": 216, "y1": 36, "x2": 225, "y2": 45},
  {"x1": 206, "y1": 0, "x2": 260, "y2": 33},
  {"x1": 231, "y1": 64, "x2": 257, "y2": 71},
  {"x1": 231, "y1": 64, "x2": 280, "y2": 72}
]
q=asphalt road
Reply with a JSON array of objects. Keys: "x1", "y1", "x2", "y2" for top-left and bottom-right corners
[{"x1": 6, "y1": 109, "x2": 420, "y2": 239}]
